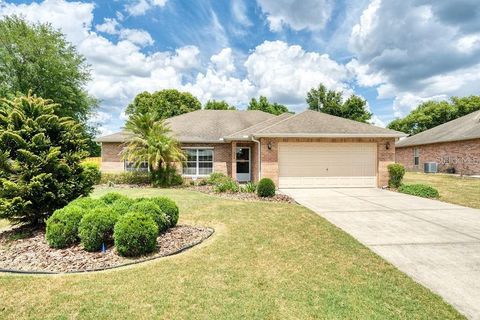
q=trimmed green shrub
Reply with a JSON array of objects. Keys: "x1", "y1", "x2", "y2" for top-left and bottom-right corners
[
  {"x1": 257, "y1": 178, "x2": 276, "y2": 197},
  {"x1": 398, "y1": 184, "x2": 440, "y2": 198},
  {"x1": 69, "y1": 197, "x2": 105, "y2": 211},
  {"x1": 78, "y1": 208, "x2": 118, "y2": 251},
  {"x1": 81, "y1": 162, "x2": 101, "y2": 186},
  {"x1": 100, "y1": 192, "x2": 129, "y2": 205},
  {"x1": 99, "y1": 172, "x2": 151, "y2": 185},
  {"x1": 241, "y1": 182, "x2": 257, "y2": 193},
  {"x1": 151, "y1": 197, "x2": 179, "y2": 227},
  {"x1": 110, "y1": 198, "x2": 135, "y2": 216},
  {"x1": 214, "y1": 179, "x2": 239, "y2": 193},
  {"x1": 206, "y1": 172, "x2": 228, "y2": 185},
  {"x1": 114, "y1": 212, "x2": 158, "y2": 257},
  {"x1": 45, "y1": 206, "x2": 83, "y2": 249},
  {"x1": 131, "y1": 200, "x2": 168, "y2": 232},
  {"x1": 388, "y1": 163, "x2": 406, "y2": 188}
]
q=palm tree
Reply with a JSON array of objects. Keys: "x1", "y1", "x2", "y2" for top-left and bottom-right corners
[{"x1": 121, "y1": 114, "x2": 185, "y2": 174}]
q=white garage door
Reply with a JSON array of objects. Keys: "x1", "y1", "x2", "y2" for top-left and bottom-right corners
[{"x1": 278, "y1": 142, "x2": 377, "y2": 188}]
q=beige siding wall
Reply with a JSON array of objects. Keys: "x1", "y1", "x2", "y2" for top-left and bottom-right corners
[
  {"x1": 396, "y1": 139, "x2": 480, "y2": 174},
  {"x1": 101, "y1": 142, "x2": 124, "y2": 173}
]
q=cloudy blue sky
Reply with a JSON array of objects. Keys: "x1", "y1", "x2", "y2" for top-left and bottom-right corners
[{"x1": 1, "y1": 0, "x2": 480, "y2": 135}]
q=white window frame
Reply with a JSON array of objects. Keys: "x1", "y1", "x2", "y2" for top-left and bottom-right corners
[
  {"x1": 182, "y1": 147, "x2": 214, "y2": 177},
  {"x1": 413, "y1": 147, "x2": 420, "y2": 166}
]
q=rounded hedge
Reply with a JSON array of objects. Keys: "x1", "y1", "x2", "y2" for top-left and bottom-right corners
[
  {"x1": 387, "y1": 163, "x2": 406, "y2": 188},
  {"x1": 114, "y1": 212, "x2": 158, "y2": 257},
  {"x1": 45, "y1": 206, "x2": 83, "y2": 249},
  {"x1": 78, "y1": 208, "x2": 119, "y2": 252},
  {"x1": 151, "y1": 197, "x2": 179, "y2": 227},
  {"x1": 257, "y1": 178, "x2": 276, "y2": 198},
  {"x1": 69, "y1": 197, "x2": 105, "y2": 211},
  {"x1": 110, "y1": 198, "x2": 135, "y2": 216},
  {"x1": 398, "y1": 184, "x2": 439, "y2": 198},
  {"x1": 100, "y1": 192, "x2": 129, "y2": 205},
  {"x1": 131, "y1": 200, "x2": 168, "y2": 232}
]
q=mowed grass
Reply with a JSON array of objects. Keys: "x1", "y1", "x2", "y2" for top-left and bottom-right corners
[
  {"x1": 0, "y1": 188, "x2": 463, "y2": 319},
  {"x1": 404, "y1": 172, "x2": 480, "y2": 208}
]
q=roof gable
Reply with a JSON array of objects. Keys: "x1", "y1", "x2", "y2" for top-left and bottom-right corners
[{"x1": 396, "y1": 110, "x2": 480, "y2": 147}]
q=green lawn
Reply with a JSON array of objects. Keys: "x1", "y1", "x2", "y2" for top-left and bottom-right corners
[
  {"x1": 0, "y1": 188, "x2": 463, "y2": 319},
  {"x1": 404, "y1": 172, "x2": 480, "y2": 209}
]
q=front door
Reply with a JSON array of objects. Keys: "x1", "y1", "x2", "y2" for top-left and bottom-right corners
[{"x1": 236, "y1": 147, "x2": 251, "y2": 182}]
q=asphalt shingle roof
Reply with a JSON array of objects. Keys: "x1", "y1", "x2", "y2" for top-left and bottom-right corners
[
  {"x1": 396, "y1": 110, "x2": 480, "y2": 148},
  {"x1": 97, "y1": 109, "x2": 406, "y2": 143},
  {"x1": 254, "y1": 110, "x2": 406, "y2": 137}
]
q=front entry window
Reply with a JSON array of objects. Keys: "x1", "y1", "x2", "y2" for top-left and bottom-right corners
[
  {"x1": 183, "y1": 149, "x2": 213, "y2": 176},
  {"x1": 236, "y1": 147, "x2": 251, "y2": 182}
]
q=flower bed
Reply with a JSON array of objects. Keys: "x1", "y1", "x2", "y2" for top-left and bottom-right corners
[
  {"x1": 0, "y1": 225, "x2": 213, "y2": 273},
  {"x1": 188, "y1": 185, "x2": 294, "y2": 203}
]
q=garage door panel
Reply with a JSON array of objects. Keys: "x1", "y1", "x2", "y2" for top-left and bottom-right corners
[{"x1": 278, "y1": 142, "x2": 377, "y2": 188}]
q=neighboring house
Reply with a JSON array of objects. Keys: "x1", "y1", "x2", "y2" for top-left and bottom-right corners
[
  {"x1": 396, "y1": 110, "x2": 480, "y2": 174},
  {"x1": 97, "y1": 110, "x2": 405, "y2": 188}
]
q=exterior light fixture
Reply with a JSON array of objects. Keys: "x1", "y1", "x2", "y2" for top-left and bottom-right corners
[
  {"x1": 267, "y1": 142, "x2": 272, "y2": 150},
  {"x1": 386, "y1": 142, "x2": 390, "y2": 150}
]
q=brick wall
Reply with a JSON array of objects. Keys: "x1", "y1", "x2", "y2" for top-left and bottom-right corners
[
  {"x1": 259, "y1": 137, "x2": 396, "y2": 188},
  {"x1": 396, "y1": 138, "x2": 480, "y2": 174},
  {"x1": 101, "y1": 142, "x2": 123, "y2": 162}
]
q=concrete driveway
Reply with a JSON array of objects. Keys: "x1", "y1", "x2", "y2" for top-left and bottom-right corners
[{"x1": 281, "y1": 188, "x2": 480, "y2": 319}]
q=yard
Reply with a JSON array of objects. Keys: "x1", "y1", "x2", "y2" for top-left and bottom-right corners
[
  {"x1": 404, "y1": 172, "x2": 480, "y2": 209},
  {"x1": 0, "y1": 188, "x2": 463, "y2": 319}
]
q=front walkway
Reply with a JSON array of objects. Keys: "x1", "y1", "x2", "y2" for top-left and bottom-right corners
[{"x1": 282, "y1": 188, "x2": 480, "y2": 319}]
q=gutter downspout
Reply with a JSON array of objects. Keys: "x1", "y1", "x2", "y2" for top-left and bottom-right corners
[{"x1": 251, "y1": 136, "x2": 261, "y2": 181}]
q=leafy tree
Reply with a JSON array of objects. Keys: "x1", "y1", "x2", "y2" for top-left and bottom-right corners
[
  {"x1": 126, "y1": 89, "x2": 201, "y2": 121},
  {"x1": 306, "y1": 83, "x2": 372, "y2": 123},
  {"x1": 0, "y1": 94, "x2": 96, "y2": 226},
  {"x1": 247, "y1": 96, "x2": 290, "y2": 115},
  {"x1": 204, "y1": 99, "x2": 236, "y2": 110},
  {"x1": 0, "y1": 15, "x2": 99, "y2": 155},
  {"x1": 121, "y1": 114, "x2": 185, "y2": 182},
  {"x1": 387, "y1": 96, "x2": 480, "y2": 135}
]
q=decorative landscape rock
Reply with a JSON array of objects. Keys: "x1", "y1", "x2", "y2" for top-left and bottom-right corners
[{"x1": 0, "y1": 225, "x2": 213, "y2": 273}]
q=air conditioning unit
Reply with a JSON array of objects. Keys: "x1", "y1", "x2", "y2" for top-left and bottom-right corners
[{"x1": 424, "y1": 162, "x2": 438, "y2": 173}]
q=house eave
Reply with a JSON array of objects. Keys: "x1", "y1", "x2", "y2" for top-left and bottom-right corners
[{"x1": 252, "y1": 133, "x2": 407, "y2": 138}]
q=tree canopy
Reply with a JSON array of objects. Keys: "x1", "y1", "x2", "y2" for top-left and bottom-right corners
[
  {"x1": 247, "y1": 96, "x2": 290, "y2": 115},
  {"x1": 0, "y1": 94, "x2": 96, "y2": 225},
  {"x1": 126, "y1": 89, "x2": 202, "y2": 121},
  {"x1": 387, "y1": 96, "x2": 480, "y2": 135},
  {"x1": 204, "y1": 99, "x2": 236, "y2": 110},
  {"x1": 0, "y1": 15, "x2": 99, "y2": 155},
  {"x1": 306, "y1": 84, "x2": 372, "y2": 123}
]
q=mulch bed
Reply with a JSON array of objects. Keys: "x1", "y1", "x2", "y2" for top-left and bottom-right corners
[
  {"x1": 0, "y1": 225, "x2": 213, "y2": 274},
  {"x1": 187, "y1": 185, "x2": 295, "y2": 203}
]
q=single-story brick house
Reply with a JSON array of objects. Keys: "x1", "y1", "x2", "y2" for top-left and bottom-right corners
[
  {"x1": 97, "y1": 109, "x2": 406, "y2": 188},
  {"x1": 396, "y1": 110, "x2": 480, "y2": 174}
]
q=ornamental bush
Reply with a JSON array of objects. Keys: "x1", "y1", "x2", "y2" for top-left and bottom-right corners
[
  {"x1": 240, "y1": 182, "x2": 257, "y2": 193},
  {"x1": 78, "y1": 208, "x2": 118, "y2": 251},
  {"x1": 100, "y1": 192, "x2": 129, "y2": 205},
  {"x1": 398, "y1": 184, "x2": 440, "y2": 198},
  {"x1": 206, "y1": 172, "x2": 228, "y2": 185},
  {"x1": 257, "y1": 178, "x2": 276, "y2": 198},
  {"x1": 110, "y1": 198, "x2": 135, "y2": 216},
  {"x1": 69, "y1": 197, "x2": 105, "y2": 211},
  {"x1": 214, "y1": 179, "x2": 239, "y2": 193},
  {"x1": 0, "y1": 94, "x2": 93, "y2": 225},
  {"x1": 387, "y1": 163, "x2": 406, "y2": 188},
  {"x1": 151, "y1": 197, "x2": 179, "y2": 227},
  {"x1": 99, "y1": 172, "x2": 151, "y2": 185},
  {"x1": 114, "y1": 212, "x2": 158, "y2": 257},
  {"x1": 45, "y1": 206, "x2": 83, "y2": 248},
  {"x1": 131, "y1": 200, "x2": 168, "y2": 232}
]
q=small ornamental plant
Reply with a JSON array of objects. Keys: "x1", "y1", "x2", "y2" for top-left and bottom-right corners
[
  {"x1": 257, "y1": 178, "x2": 276, "y2": 198},
  {"x1": 387, "y1": 163, "x2": 406, "y2": 188},
  {"x1": 114, "y1": 212, "x2": 158, "y2": 257}
]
